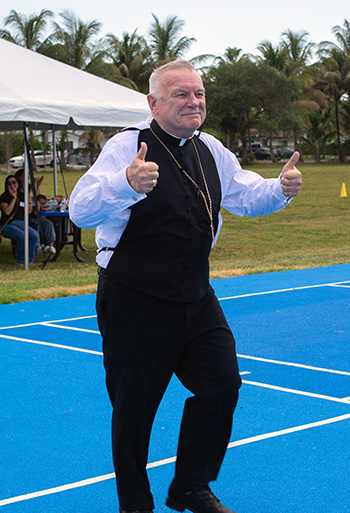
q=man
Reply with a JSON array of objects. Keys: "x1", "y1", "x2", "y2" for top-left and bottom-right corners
[{"x1": 69, "y1": 60, "x2": 302, "y2": 513}]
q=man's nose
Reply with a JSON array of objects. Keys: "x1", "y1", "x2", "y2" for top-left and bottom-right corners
[{"x1": 187, "y1": 93, "x2": 200, "y2": 106}]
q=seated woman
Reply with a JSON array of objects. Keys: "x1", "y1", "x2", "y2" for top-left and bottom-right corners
[{"x1": 0, "y1": 175, "x2": 40, "y2": 265}]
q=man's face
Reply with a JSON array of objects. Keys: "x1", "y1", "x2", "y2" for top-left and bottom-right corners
[{"x1": 147, "y1": 69, "x2": 206, "y2": 139}]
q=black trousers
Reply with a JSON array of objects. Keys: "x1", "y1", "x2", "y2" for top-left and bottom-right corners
[{"x1": 96, "y1": 275, "x2": 242, "y2": 510}]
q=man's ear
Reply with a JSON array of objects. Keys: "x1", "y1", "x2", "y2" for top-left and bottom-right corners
[{"x1": 147, "y1": 93, "x2": 158, "y2": 115}]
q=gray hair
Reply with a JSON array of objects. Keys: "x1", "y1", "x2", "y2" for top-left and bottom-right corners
[{"x1": 149, "y1": 60, "x2": 198, "y2": 98}]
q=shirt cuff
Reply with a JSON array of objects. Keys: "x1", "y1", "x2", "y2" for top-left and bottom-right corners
[{"x1": 110, "y1": 168, "x2": 145, "y2": 203}]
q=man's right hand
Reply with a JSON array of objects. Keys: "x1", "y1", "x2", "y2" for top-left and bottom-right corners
[{"x1": 126, "y1": 142, "x2": 159, "y2": 194}]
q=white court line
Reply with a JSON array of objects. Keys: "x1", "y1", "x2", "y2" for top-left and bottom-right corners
[
  {"x1": 243, "y1": 379, "x2": 350, "y2": 404},
  {"x1": 41, "y1": 322, "x2": 100, "y2": 334},
  {"x1": 238, "y1": 353, "x2": 350, "y2": 377},
  {"x1": 0, "y1": 315, "x2": 97, "y2": 331},
  {"x1": 0, "y1": 334, "x2": 102, "y2": 356},
  {"x1": 218, "y1": 280, "x2": 350, "y2": 301},
  {"x1": 1, "y1": 332, "x2": 348, "y2": 379},
  {"x1": 227, "y1": 412, "x2": 350, "y2": 448},
  {"x1": 1, "y1": 412, "x2": 349, "y2": 507}
]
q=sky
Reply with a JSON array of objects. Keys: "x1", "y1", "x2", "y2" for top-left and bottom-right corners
[{"x1": 0, "y1": 0, "x2": 349, "y2": 61}]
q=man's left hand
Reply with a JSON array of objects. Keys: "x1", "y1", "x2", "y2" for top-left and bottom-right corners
[{"x1": 280, "y1": 152, "x2": 302, "y2": 198}]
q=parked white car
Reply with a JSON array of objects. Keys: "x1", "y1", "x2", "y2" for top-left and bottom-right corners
[{"x1": 9, "y1": 150, "x2": 55, "y2": 168}]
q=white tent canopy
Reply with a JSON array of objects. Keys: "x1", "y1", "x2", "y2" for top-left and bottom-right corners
[{"x1": 0, "y1": 38, "x2": 150, "y2": 130}]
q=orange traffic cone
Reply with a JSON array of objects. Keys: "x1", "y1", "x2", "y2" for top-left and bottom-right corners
[{"x1": 340, "y1": 183, "x2": 348, "y2": 197}]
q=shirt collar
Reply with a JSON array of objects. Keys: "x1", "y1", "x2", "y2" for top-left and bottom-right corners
[{"x1": 150, "y1": 119, "x2": 195, "y2": 148}]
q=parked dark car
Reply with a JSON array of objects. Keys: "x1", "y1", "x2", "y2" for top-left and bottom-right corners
[
  {"x1": 278, "y1": 148, "x2": 294, "y2": 160},
  {"x1": 253, "y1": 147, "x2": 272, "y2": 160},
  {"x1": 237, "y1": 144, "x2": 272, "y2": 160}
]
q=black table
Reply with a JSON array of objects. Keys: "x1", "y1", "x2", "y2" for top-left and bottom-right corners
[{"x1": 39, "y1": 210, "x2": 96, "y2": 263}]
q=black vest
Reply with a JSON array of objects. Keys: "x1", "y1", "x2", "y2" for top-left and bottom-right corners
[{"x1": 106, "y1": 121, "x2": 222, "y2": 302}]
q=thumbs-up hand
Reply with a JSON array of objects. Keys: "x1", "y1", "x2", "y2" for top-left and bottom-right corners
[
  {"x1": 126, "y1": 142, "x2": 159, "y2": 194},
  {"x1": 280, "y1": 151, "x2": 302, "y2": 198}
]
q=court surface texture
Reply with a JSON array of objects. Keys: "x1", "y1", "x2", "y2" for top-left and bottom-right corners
[{"x1": 1, "y1": 264, "x2": 349, "y2": 513}]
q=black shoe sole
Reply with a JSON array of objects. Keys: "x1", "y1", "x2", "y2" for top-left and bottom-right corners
[{"x1": 165, "y1": 496, "x2": 186, "y2": 512}]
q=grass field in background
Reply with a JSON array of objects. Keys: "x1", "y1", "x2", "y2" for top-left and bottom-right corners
[{"x1": 0, "y1": 160, "x2": 349, "y2": 304}]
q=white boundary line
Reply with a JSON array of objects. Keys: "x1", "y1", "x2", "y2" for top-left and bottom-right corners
[
  {"x1": 1, "y1": 331, "x2": 348, "y2": 379},
  {"x1": 242, "y1": 379, "x2": 350, "y2": 404},
  {"x1": 1, "y1": 412, "x2": 349, "y2": 507},
  {"x1": 41, "y1": 322, "x2": 100, "y2": 334},
  {"x1": 218, "y1": 280, "x2": 350, "y2": 301},
  {"x1": 0, "y1": 315, "x2": 97, "y2": 331},
  {"x1": 0, "y1": 333, "x2": 102, "y2": 355},
  {"x1": 227, "y1": 412, "x2": 350, "y2": 448},
  {"x1": 238, "y1": 353, "x2": 350, "y2": 376}
]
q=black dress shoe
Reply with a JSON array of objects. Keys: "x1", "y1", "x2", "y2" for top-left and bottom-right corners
[{"x1": 165, "y1": 480, "x2": 236, "y2": 513}]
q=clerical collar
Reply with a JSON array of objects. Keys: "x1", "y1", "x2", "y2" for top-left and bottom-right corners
[{"x1": 150, "y1": 119, "x2": 195, "y2": 148}]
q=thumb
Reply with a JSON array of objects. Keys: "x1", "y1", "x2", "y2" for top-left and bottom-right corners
[
  {"x1": 283, "y1": 151, "x2": 299, "y2": 173},
  {"x1": 136, "y1": 142, "x2": 148, "y2": 162}
]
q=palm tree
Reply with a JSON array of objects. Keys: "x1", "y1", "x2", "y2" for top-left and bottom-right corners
[
  {"x1": 340, "y1": 97, "x2": 350, "y2": 134},
  {"x1": 105, "y1": 30, "x2": 152, "y2": 92},
  {"x1": 48, "y1": 10, "x2": 101, "y2": 69},
  {"x1": 256, "y1": 40, "x2": 288, "y2": 72},
  {"x1": 302, "y1": 106, "x2": 335, "y2": 162},
  {"x1": 280, "y1": 29, "x2": 315, "y2": 76},
  {"x1": 317, "y1": 40, "x2": 350, "y2": 161},
  {"x1": 148, "y1": 14, "x2": 195, "y2": 65},
  {"x1": 214, "y1": 46, "x2": 249, "y2": 65},
  {"x1": 0, "y1": 9, "x2": 53, "y2": 51},
  {"x1": 79, "y1": 128, "x2": 105, "y2": 165},
  {"x1": 331, "y1": 19, "x2": 350, "y2": 54}
]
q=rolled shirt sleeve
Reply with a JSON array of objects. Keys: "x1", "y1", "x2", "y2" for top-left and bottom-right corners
[
  {"x1": 200, "y1": 132, "x2": 290, "y2": 218},
  {"x1": 69, "y1": 129, "x2": 146, "y2": 230}
]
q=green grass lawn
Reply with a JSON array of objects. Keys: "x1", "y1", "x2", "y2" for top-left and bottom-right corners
[{"x1": 0, "y1": 160, "x2": 349, "y2": 304}]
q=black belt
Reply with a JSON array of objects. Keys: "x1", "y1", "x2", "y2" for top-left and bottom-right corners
[{"x1": 97, "y1": 246, "x2": 115, "y2": 254}]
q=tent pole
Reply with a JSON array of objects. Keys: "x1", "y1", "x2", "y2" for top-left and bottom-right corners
[
  {"x1": 52, "y1": 125, "x2": 58, "y2": 196},
  {"x1": 23, "y1": 124, "x2": 29, "y2": 270}
]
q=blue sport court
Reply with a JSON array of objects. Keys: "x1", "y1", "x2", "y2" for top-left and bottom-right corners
[{"x1": 1, "y1": 264, "x2": 349, "y2": 513}]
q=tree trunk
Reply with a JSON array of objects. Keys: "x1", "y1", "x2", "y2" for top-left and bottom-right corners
[
  {"x1": 335, "y1": 102, "x2": 343, "y2": 163},
  {"x1": 315, "y1": 147, "x2": 321, "y2": 163}
]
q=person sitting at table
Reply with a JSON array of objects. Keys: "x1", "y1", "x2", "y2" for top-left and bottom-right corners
[
  {"x1": 36, "y1": 194, "x2": 56, "y2": 255},
  {"x1": 14, "y1": 169, "x2": 57, "y2": 256},
  {"x1": 0, "y1": 175, "x2": 39, "y2": 265}
]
